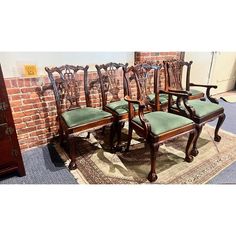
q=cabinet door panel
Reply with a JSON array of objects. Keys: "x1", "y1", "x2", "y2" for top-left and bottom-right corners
[
  {"x1": 0, "y1": 124, "x2": 13, "y2": 165},
  {"x1": 0, "y1": 64, "x2": 25, "y2": 176}
]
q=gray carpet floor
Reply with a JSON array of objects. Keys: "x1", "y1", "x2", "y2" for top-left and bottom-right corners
[
  {"x1": 0, "y1": 144, "x2": 77, "y2": 184},
  {"x1": 207, "y1": 99, "x2": 236, "y2": 184},
  {"x1": 208, "y1": 99, "x2": 236, "y2": 134}
]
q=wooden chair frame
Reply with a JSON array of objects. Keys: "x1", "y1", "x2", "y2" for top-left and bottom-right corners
[
  {"x1": 124, "y1": 65, "x2": 197, "y2": 182},
  {"x1": 45, "y1": 65, "x2": 113, "y2": 170},
  {"x1": 163, "y1": 60, "x2": 226, "y2": 156},
  {"x1": 95, "y1": 62, "x2": 129, "y2": 151}
]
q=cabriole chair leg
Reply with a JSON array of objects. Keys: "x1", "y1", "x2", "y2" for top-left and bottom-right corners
[
  {"x1": 115, "y1": 121, "x2": 125, "y2": 151},
  {"x1": 109, "y1": 123, "x2": 116, "y2": 152},
  {"x1": 125, "y1": 124, "x2": 133, "y2": 152},
  {"x1": 147, "y1": 143, "x2": 159, "y2": 182},
  {"x1": 214, "y1": 113, "x2": 226, "y2": 142},
  {"x1": 190, "y1": 125, "x2": 203, "y2": 157},
  {"x1": 68, "y1": 135, "x2": 77, "y2": 170},
  {"x1": 185, "y1": 130, "x2": 196, "y2": 163}
]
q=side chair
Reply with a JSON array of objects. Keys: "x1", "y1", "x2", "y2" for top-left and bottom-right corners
[
  {"x1": 45, "y1": 65, "x2": 113, "y2": 170},
  {"x1": 95, "y1": 62, "x2": 130, "y2": 151},
  {"x1": 163, "y1": 60, "x2": 226, "y2": 156},
  {"x1": 124, "y1": 65, "x2": 197, "y2": 182}
]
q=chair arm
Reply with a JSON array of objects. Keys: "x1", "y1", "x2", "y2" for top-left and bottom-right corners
[
  {"x1": 160, "y1": 90, "x2": 196, "y2": 118},
  {"x1": 166, "y1": 89, "x2": 192, "y2": 96},
  {"x1": 189, "y1": 83, "x2": 219, "y2": 104},
  {"x1": 124, "y1": 95, "x2": 146, "y2": 108},
  {"x1": 124, "y1": 96, "x2": 151, "y2": 138},
  {"x1": 160, "y1": 89, "x2": 190, "y2": 98},
  {"x1": 189, "y1": 83, "x2": 217, "y2": 89}
]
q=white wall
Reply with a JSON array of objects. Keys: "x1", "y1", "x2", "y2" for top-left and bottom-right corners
[
  {"x1": 183, "y1": 52, "x2": 213, "y2": 93},
  {"x1": 210, "y1": 52, "x2": 236, "y2": 94},
  {"x1": 0, "y1": 52, "x2": 134, "y2": 78},
  {"x1": 184, "y1": 52, "x2": 236, "y2": 94}
]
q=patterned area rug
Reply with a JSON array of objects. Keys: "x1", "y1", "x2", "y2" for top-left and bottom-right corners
[{"x1": 54, "y1": 125, "x2": 236, "y2": 184}]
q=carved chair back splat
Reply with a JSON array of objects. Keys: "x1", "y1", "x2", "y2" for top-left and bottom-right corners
[
  {"x1": 163, "y1": 59, "x2": 219, "y2": 103},
  {"x1": 132, "y1": 62, "x2": 167, "y2": 111},
  {"x1": 95, "y1": 62, "x2": 128, "y2": 151}
]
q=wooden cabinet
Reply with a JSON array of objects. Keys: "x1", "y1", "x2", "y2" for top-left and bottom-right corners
[{"x1": 0, "y1": 64, "x2": 25, "y2": 177}]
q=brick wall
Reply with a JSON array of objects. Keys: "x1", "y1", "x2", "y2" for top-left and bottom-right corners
[
  {"x1": 5, "y1": 52, "x2": 183, "y2": 150},
  {"x1": 134, "y1": 52, "x2": 183, "y2": 63},
  {"x1": 135, "y1": 52, "x2": 183, "y2": 89},
  {"x1": 5, "y1": 72, "x2": 99, "y2": 150}
]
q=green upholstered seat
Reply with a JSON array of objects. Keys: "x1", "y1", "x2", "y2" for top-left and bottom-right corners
[
  {"x1": 173, "y1": 100, "x2": 223, "y2": 118},
  {"x1": 188, "y1": 100, "x2": 223, "y2": 118},
  {"x1": 147, "y1": 90, "x2": 202, "y2": 103},
  {"x1": 133, "y1": 111, "x2": 193, "y2": 136},
  {"x1": 147, "y1": 93, "x2": 169, "y2": 104},
  {"x1": 106, "y1": 99, "x2": 139, "y2": 115},
  {"x1": 61, "y1": 107, "x2": 112, "y2": 128},
  {"x1": 189, "y1": 88, "x2": 204, "y2": 96}
]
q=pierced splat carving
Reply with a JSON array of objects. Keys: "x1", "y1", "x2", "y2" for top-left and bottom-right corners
[
  {"x1": 166, "y1": 60, "x2": 184, "y2": 90},
  {"x1": 45, "y1": 65, "x2": 89, "y2": 114},
  {"x1": 133, "y1": 63, "x2": 161, "y2": 100},
  {"x1": 96, "y1": 62, "x2": 128, "y2": 107}
]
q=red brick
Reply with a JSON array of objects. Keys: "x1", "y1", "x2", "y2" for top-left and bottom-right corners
[
  {"x1": 31, "y1": 115, "x2": 40, "y2": 120},
  {"x1": 21, "y1": 104, "x2": 34, "y2": 110},
  {"x1": 10, "y1": 79, "x2": 18, "y2": 87},
  {"x1": 36, "y1": 124, "x2": 47, "y2": 129},
  {"x1": 31, "y1": 78, "x2": 40, "y2": 86},
  {"x1": 11, "y1": 94, "x2": 22, "y2": 100},
  {"x1": 10, "y1": 100, "x2": 23, "y2": 107},
  {"x1": 35, "y1": 140, "x2": 46, "y2": 146},
  {"x1": 24, "y1": 78, "x2": 31, "y2": 87},
  {"x1": 27, "y1": 131, "x2": 38, "y2": 137},
  {"x1": 167, "y1": 52, "x2": 178, "y2": 55},
  {"x1": 17, "y1": 126, "x2": 36, "y2": 135},
  {"x1": 15, "y1": 123, "x2": 27, "y2": 129},
  {"x1": 40, "y1": 113, "x2": 49, "y2": 118},
  {"x1": 13, "y1": 112, "x2": 25, "y2": 118},
  {"x1": 13, "y1": 118, "x2": 23, "y2": 124},
  {"x1": 23, "y1": 110, "x2": 37, "y2": 116},
  {"x1": 13, "y1": 107, "x2": 21, "y2": 112},
  {"x1": 29, "y1": 93, "x2": 40, "y2": 99},
  {"x1": 19, "y1": 144, "x2": 29, "y2": 150},
  {"x1": 22, "y1": 116, "x2": 32, "y2": 122},
  {"x1": 7, "y1": 88, "x2": 21, "y2": 94},
  {"x1": 21, "y1": 87, "x2": 36, "y2": 93},
  {"x1": 44, "y1": 96, "x2": 55, "y2": 102},
  {"x1": 4, "y1": 79, "x2": 11, "y2": 88},
  {"x1": 22, "y1": 94, "x2": 31, "y2": 99},
  {"x1": 25, "y1": 121, "x2": 37, "y2": 127},
  {"x1": 17, "y1": 78, "x2": 24, "y2": 87},
  {"x1": 23, "y1": 98, "x2": 41, "y2": 104}
]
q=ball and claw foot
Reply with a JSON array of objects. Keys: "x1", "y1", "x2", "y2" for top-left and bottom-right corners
[
  {"x1": 147, "y1": 171, "x2": 158, "y2": 182},
  {"x1": 110, "y1": 146, "x2": 116, "y2": 153},
  {"x1": 115, "y1": 145, "x2": 123, "y2": 152},
  {"x1": 185, "y1": 155, "x2": 194, "y2": 163},
  {"x1": 69, "y1": 161, "x2": 77, "y2": 170},
  {"x1": 214, "y1": 135, "x2": 221, "y2": 142},
  {"x1": 190, "y1": 148, "x2": 199, "y2": 157}
]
